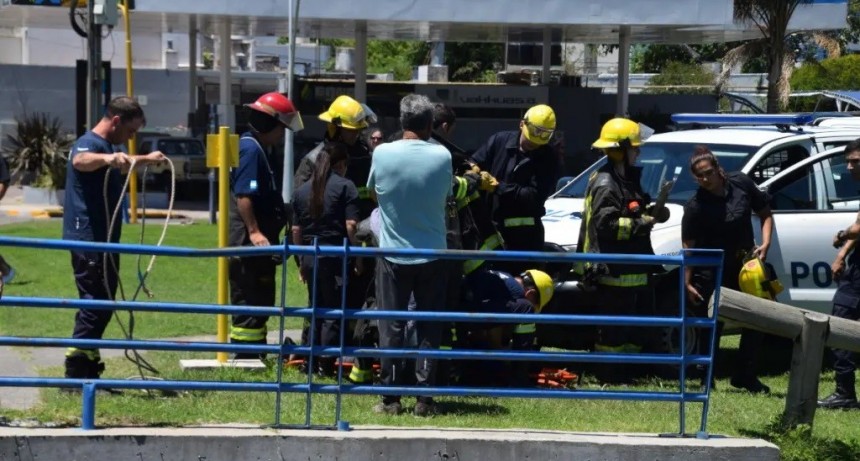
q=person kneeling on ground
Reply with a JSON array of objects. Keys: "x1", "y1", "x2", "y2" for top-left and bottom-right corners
[{"x1": 450, "y1": 269, "x2": 554, "y2": 387}]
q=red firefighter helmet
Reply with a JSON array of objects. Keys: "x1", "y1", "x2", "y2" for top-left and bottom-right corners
[{"x1": 245, "y1": 92, "x2": 304, "y2": 132}]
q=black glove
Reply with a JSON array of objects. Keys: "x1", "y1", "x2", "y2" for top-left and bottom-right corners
[{"x1": 645, "y1": 204, "x2": 670, "y2": 224}]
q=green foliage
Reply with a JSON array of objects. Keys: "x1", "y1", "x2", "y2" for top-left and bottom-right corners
[
  {"x1": 2, "y1": 113, "x2": 73, "y2": 190},
  {"x1": 366, "y1": 40, "x2": 425, "y2": 81},
  {"x1": 644, "y1": 62, "x2": 716, "y2": 95},
  {"x1": 442, "y1": 42, "x2": 504, "y2": 82},
  {"x1": 791, "y1": 55, "x2": 860, "y2": 91}
]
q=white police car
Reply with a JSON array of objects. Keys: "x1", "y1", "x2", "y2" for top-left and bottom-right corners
[{"x1": 543, "y1": 114, "x2": 860, "y2": 314}]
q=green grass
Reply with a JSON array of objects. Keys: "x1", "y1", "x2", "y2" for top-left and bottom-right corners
[
  {"x1": 0, "y1": 220, "x2": 307, "y2": 338},
  {"x1": 2, "y1": 221, "x2": 860, "y2": 461}
]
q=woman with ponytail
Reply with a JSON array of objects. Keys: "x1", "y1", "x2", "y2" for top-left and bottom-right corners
[{"x1": 291, "y1": 142, "x2": 359, "y2": 375}]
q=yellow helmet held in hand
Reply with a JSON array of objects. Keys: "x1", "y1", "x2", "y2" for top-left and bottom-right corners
[
  {"x1": 318, "y1": 95, "x2": 373, "y2": 130},
  {"x1": 738, "y1": 257, "x2": 784, "y2": 301},
  {"x1": 592, "y1": 118, "x2": 643, "y2": 149},
  {"x1": 522, "y1": 269, "x2": 555, "y2": 312},
  {"x1": 521, "y1": 104, "x2": 556, "y2": 146}
]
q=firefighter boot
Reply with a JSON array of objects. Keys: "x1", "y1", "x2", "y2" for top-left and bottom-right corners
[{"x1": 62, "y1": 353, "x2": 110, "y2": 395}]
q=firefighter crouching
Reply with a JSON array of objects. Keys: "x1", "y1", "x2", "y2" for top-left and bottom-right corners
[
  {"x1": 470, "y1": 104, "x2": 560, "y2": 275},
  {"x1": 576, "y1": 118, "x2": 669, "y2": 353},
  {"x1": 447, "y1": 268, "x2": 554, "y2": 387}
]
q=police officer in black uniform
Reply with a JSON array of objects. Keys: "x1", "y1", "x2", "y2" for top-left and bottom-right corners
[
  {"x1": 228, "y1": 92, "x2": 303, "y2": 357},
  {"x1": 819, "y1": 139, "x2": 860, "y2": 409},
  {"x1": 682, "y1": 145, "x2": 773, "y2": 394}
]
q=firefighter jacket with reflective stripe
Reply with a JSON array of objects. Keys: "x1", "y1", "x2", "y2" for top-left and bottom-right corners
[
  {"x1": 294, "y1": 139, "x2": 375, "y2": 220},
  {"x1": 576, "y1": 165, "x2": 660, "y2": 286},
  {"x1": 470, "y1": 130, "x2": 558, "y2": 232}
]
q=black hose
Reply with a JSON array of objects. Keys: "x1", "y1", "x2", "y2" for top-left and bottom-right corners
[{"x1": 70, "y1": 0, "x2": 88, "y2": 38}]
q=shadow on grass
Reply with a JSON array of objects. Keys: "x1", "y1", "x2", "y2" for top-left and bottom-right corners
[
  {"x1": 435, "y1": 399, "x2": 509, "y2": 417},
  {"x1": 741, "y1": 421, "x2": 860, "y2": 461}
]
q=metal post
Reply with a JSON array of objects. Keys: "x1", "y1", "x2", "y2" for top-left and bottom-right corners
[
  {"x1": 616, "y1": 26, "x2": 631, "y2": 117},
  {"x1": 81, "y1": 382, "x2": 96, "y2": 430},
  {"x1": 87, "y1": 1, "x2": 103, "y2": 128},
  {"x1": 354, "y1": 20, "x2": 367, "y2": 103},
  {"x1": 219, "y1": 18, "x2": 234, "y2": 130},
  {"x1": 189, "y1": 15, "x2": 198, "y2": 125},
  {"x1": 216, "y1": 127, "x2": 230, "y2": 362},
  {"x1": 281, "y1": 0, "x2": 298, "y2": 204},
  {"x1": 541, "y1": 26, "x2": 551, "y2": 85}
]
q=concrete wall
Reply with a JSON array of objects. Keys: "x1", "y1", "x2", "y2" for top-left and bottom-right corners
[
  {"x1": 0, "y1": 64, "x2": 191, "y2": 135},
  {"x1": 0, "y1": 426, "x2": 780, "y2": 461}
]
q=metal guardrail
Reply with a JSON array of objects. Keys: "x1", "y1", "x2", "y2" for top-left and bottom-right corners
[{"x1": 0, "y1": 236, "x2": 723, "y2": 436}]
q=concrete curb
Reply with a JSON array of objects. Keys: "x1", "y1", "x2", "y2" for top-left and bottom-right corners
[{"x1": 0, "y1": 426, "x2": 780, "y2": 461}]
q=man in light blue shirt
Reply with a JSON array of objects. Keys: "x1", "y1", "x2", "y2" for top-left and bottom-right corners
[{"x1": 367, "y1": 94, "x2": 452, "y2": 416}]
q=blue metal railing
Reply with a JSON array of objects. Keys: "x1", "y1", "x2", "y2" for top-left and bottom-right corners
[{"x1": 0, "y1": 236, "x2": 723, "y2": 436}]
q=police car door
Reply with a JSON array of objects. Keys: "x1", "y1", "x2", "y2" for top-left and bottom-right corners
[{"x1": 755, "y1": 146, "x2": 853, "y2": 314}]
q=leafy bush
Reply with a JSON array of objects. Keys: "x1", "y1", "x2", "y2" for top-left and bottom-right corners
[
  {"x1": 644, "y1": 62, "x2": 716, "y2": 95},
  {"x1": 791, "y1": 54, "x2": 860, "y2": 91},
  {"x1": 2, "y1": 113, "x2": 73, "y2": 190}
]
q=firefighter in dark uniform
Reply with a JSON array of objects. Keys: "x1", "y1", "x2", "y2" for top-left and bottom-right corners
[
  {"x1": 453, "y1": 268, "x2": 554, "y2": 387},
  {"x1": 63, "y1": 97, "x2": 166, "y2": 380},
  {"x1": 229, "y1": 92, "x2": 304, "y2": 356},
  {"x1": 470, "y1": 104, "x2": 560, "y2": 275},
  {"x1": 577, "y1": 118, "x2": 668, "y2": 353},
  {"x1": 294, "y1": 95, "x2": 377, "y2": 337},
  {"x1": 291, "y1": 142, "x2": 359, "y2": 375},
  {"x1": 819, "y1": 139, "x2": 860, "y2": 409}
]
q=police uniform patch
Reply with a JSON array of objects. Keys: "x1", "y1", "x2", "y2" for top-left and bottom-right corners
[{"x1": 250, "y1": 180, "x2": 258, "y2": 191}]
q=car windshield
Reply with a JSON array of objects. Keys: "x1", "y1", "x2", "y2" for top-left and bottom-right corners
[
  {"x1": 554, "y1": 142, "x2": 758, "y2": 203},
  {"x1": 158, "y1": 140, "x2": 205, "y2": 156}
]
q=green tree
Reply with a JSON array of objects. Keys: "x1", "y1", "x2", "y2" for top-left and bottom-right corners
[
  {"x1": 643, "y1": 62, "x2": 716, "y2": 95},
  {"x1": 632, "y1": 43, "x2": 767, "y2": 74},
  {"x1": 719, "y1": 0, "x2": 813, "y2": 113}
]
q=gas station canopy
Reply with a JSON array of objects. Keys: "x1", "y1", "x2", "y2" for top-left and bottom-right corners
[{"x1": 0, "y1": 0, "x2": 849, "y2": 44}]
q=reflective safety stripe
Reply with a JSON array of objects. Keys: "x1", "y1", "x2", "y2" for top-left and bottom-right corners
[
  {"x1": 503, "y1": 217, "x2": 536, "y2": 227},
  {"x1": 457, "y1": 191, "x2": 480, "y2": 209},
  {"x1": 357, "y1": 186, "x2": 372, "y2": 199},
  {"x1": 463, "y1": 232, "x2": 504, "y2": 274},
  {"x1": 617, "y1": 217, "x2": 632, "y2": 240},
  {"x1": 439, "y1": 345, "x2": 453, "y2": 350},
  {"x1": 514, "y1": 323, "x2": 536, "y2": 334},
  {"x1": 598, "y1": 273, "x2": 648, "y2": 287},
  {"x1": 348, "y1": 365, "x2": 373, "y2": 383},
  {"x1": 230, "y1": 326, "x2": 267, "y2": 342},
  {"x1": 454, "y1": 176, "x2": 469, "y2": 201},
  {"x1": 594, "y1": 343, "x2": 642, "y2": 353},
  {"x1": 66, "y1": 348, "x2": 100, "y2": 361}
]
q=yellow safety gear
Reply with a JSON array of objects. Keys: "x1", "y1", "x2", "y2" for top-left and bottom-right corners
[
  {"x1": 592, "y1": 118, "x2": 642, "y2": 149},
  {"x1": 738, "y1": 257, "x2": 784, "y2": 301},
  {"x1": 348, "y1": 364, "x2": 373, "y2": 383},
  {"x1": 479, "y1": 171, "x2": 499, "y2": 192},
  {"x1": 318, "y1": 95, "x2": 373, "y2": 130},
  {"x1": 521, "y1": 104, "x2": 556, "y2": 146},
  {"x1": 230, "y1": 326, "x2": 267, "y2": 342},
  {"x1": 521, "y1": 269, "x2": 554, "y2": 312},
  {"x1": 463, "y1": 232, "x2": 503, "y2": 274}
]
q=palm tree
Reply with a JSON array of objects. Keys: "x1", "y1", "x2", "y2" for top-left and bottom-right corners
[{"x1": 718, "y1": 0, "x2": 818, "y2": 113}]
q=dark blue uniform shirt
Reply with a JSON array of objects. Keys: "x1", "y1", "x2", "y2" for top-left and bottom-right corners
[
  {"x1": 62, "y1": 131, "x2": 122, "y2": 243},
  {"x1": 292, "y1": 172, "x2": 359, "y2": 246},
  {"x1": 228, "y1": 133, "x2": 286, "y2": 246},
  {"x1": 834, "y1": 233, "x2": 860, "y2": 308}
]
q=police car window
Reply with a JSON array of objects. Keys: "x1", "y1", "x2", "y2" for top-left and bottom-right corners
[
  {"x1": 748, "y1": 144, "x2": 808, "y2": 184},
  {"x1": 554, "y1": 142, "x2": 755, "y2": 202},
  {"x1": 766, "y1": 164, "x2": 817, "y2": 211},
  {"x1": 825, "y1": 154, "x2": 860, "y2": 210},
  {"x1": 822, "y1": 140, "x2": 850, "y2": 151}
]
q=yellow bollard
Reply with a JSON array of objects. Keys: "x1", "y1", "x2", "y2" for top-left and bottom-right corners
[{"x1": 216, "y1": 127, "x2": 230, "y2": 363}]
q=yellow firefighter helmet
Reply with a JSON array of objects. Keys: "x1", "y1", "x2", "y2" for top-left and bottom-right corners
[
  {"x1": 522, "y1": 269, "x2": 555, "y2": 312},
  {"x1": 738, "y1": 257, "x2": 784, "y2": 301}
]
